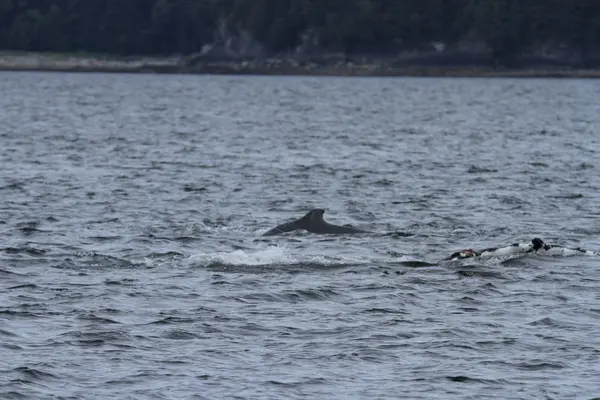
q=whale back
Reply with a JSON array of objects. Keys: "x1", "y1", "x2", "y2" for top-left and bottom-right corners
[
  {"x1": 304, "y1": 209, "x2": 366, "y2": 234},
  {"x1": 262, "y1": 209, "x2": 320, "y2": 236},
  {"x1": 262, "y1": 208, "x2": 365, "y2": 236}
]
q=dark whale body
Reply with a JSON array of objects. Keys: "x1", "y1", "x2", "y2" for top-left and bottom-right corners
[{"x1": 262, "y1": 209, "x2": 367, "y2": 236}]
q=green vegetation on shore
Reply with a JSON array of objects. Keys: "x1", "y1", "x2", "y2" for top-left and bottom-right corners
[{"x1": 0, "y1": 0, "x2": 599, "y2": 71}]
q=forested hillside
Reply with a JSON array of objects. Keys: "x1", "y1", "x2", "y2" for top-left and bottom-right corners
[{"x1": 1, "y1": 0, "x2": 599, "y2": 67}]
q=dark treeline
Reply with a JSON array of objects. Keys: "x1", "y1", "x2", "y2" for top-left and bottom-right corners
[{"x1": 1, "y1": 0, "x2": 600, "y2": 67}]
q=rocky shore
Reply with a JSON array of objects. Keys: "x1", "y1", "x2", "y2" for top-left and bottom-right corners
[{"x1": 1, "y1": 51, "x2": 600, "y2": 78}]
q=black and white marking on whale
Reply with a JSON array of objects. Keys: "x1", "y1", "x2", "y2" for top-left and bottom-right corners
[{"x1": 444, "y1": 237, "x2": 599, "y2": 261}]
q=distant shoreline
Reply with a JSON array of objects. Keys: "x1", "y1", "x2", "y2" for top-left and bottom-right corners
[{"x1": 1, "y1": 51, "x2": 600, "y2": 78}]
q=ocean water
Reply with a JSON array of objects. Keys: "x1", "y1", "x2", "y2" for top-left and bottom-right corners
[{"x1": 1, "y1": 71, "x2": 599, "y2": 400}]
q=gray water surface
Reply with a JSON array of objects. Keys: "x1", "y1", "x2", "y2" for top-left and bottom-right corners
[{"x1": 1, "y1": 72, "x2": 599, "y2": 399}]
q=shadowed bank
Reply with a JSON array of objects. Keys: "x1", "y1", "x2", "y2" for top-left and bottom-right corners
[{"x1": 1, "y1": 1, "x2": 600, "y2": 77}]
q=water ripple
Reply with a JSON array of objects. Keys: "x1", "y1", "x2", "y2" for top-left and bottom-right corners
[{"x1": 0, "y1": 72, "x2": 599, "y2": 399}]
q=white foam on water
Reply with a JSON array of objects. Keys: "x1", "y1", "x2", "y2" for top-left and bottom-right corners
[
  {"x1": 536, "y1": 246, "x2": 600, "y2": 257},
  {"x1": 183, "y1": 245, "x2": 418, "y2": 268},
  {"x1": 186, "y1": 245, "x2": 293, "y2": 267}
]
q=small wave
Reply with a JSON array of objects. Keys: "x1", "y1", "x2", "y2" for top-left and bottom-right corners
[
  {"x1": 383, "y1": 231, "x2": 416, "y2": 238},
  {"x1": 2, "y1": 247, "x2": 46, "y2": 256},
  {"x1": 55, "y1": 252, "x2": 142, "y2": 270},
  {"x1": 0, "y1": 268, "x2": 26, "y2": 276},
  {"x1": 16, "y1": 227, "x2": 44, "y2": 235},
  {"x1": 146, "y1": 251, "x2": 184, "y2": 258},
  {"x1": 104, "y1": 278, "x2": 136, "y2": 286},
  {"x1": 0, "y1": 310, "x2": 42, "y2": 318},
  {"x1": 454, "y1": 268, "x2": 507, "y2": 279},
  {"x1": 0, "y1": 328, "x2": 19, "y2": 337},
  {"x1": 552, "y1": 193, "x2": 584, "y2": 199},
  {"x1": 148, "y1": 316, "x2": 196, "y2": 325},
  {"x1": 527, "y1": 317, "x2": 559, "y2": 326},
  {"x1": 85, "y1": 217, "x2": 120, "y2": 224},
  {"x1": 516, "y1": 361, "x2": 566, "y2": 371},
  {"x1": 77, "y1": 314, "x2": 121, "y2": 324},
  {"x1": 394, "y1": 260, "x2": 437, "y2": 268},
  {"x1": 0, "y1": 391, "x2": 28, "y2": 399},
  {"x1": 467, "y1": 165, "x2": 498, "y2": 173},
  {"x1": 182, "y1": 184, "x2": 208, "y2": 192},
  {"x1": 7, "y1": 284, "x2": 38, "y2": 290},
  {"x1": 0, "y1": 182, "x2": 26, "y2": 191},
  {"x1": 362, "y1": 308, "x2": 407, "y2": 314},
  {"x1": 163, "y1": 330, "x2": 203, "y2": 340},
  {"x1": 576, "y1": 162, "x2": 593, "y2": 170},
  {"x1": 446, "y1": 376, "x2": 503, "y2": 384},
  {"x1": 60, "y1": 330, "x2": 134, "y2": 347},
  {"x1": 87, "y1": 235, "x2": 123, "y2": 242},
  {"x1": 14, "y1": 366, "x2": 58, "y2": 381},
  {"x1": 241, "y1": 287, "x2": 342, "y2": 303},
  {"x1": 374, "y1": 178, "x2": 394, "y2": 186},
  {"x1": 267, "y1": 377, "x2": 327, "y2": 387}
]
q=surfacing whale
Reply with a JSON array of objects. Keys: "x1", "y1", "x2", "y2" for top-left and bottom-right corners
[
  {"x1": 444, "y1": 237, "x2": 600, "y2": 261},
  {"x1": 443, "y1": 238, "x2": 544, "y2": 261},
  {"x1": 262, "y1": 209, "x2": 367, "y2": 236}
]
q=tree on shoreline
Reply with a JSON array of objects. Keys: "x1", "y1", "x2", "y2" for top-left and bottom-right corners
[{"x1": 0, "y1": 0, "x2": 598, "y2": 67}]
